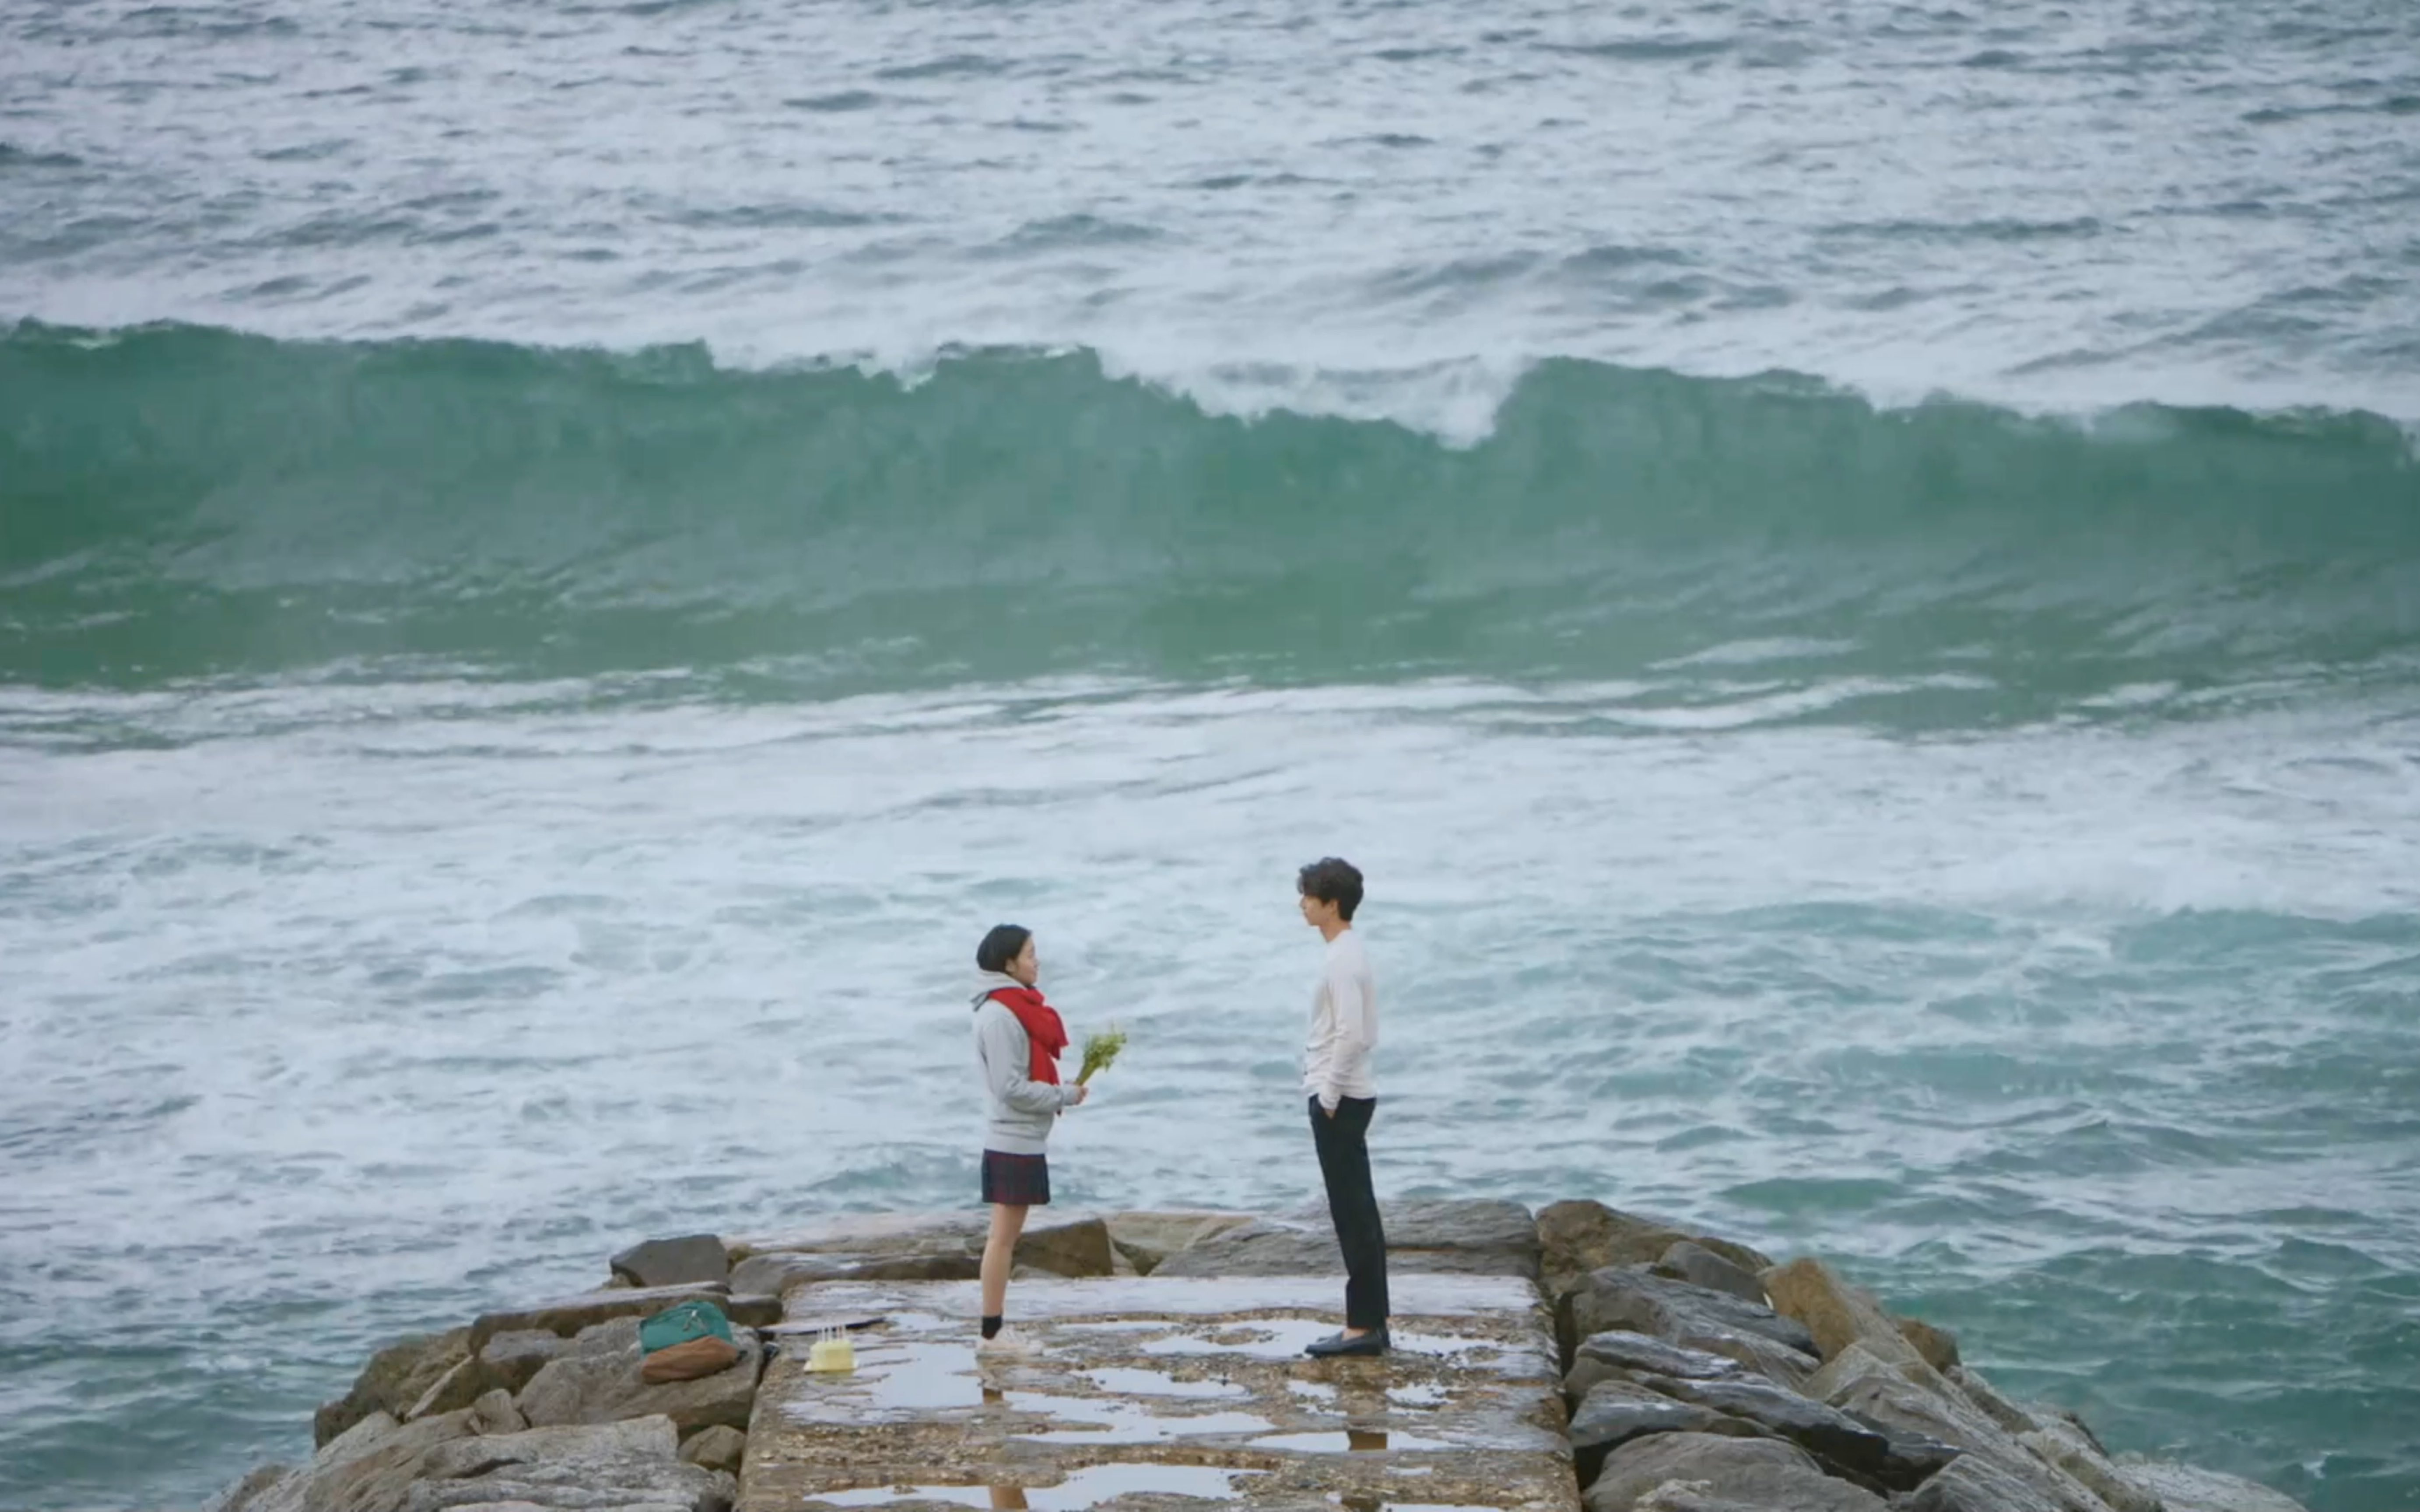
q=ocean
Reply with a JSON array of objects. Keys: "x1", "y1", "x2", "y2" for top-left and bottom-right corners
[{"x1": 2, "y1": 0, "x2": 2417, "y2": 1507}]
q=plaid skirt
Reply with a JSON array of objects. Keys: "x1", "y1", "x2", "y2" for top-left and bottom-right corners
[{"x1": 981, "y1": 1150, "x2": 1052, "y2": 1207}]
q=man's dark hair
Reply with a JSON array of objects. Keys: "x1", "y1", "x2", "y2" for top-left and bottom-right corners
[
  {"x1": 976, "y1": 923, "x2": 1032, "y2": 974},
  {"x1": 1297, "y1": 857, "x2": 1364, "y2": 922}
]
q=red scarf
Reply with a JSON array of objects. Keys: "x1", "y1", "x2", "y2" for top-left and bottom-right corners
[{"x1": 986, "y1": 985, "x2": 1067, "y2": 1085}]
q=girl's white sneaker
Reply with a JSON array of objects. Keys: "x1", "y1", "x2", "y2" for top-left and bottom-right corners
[{"x1": 976, "y1": 1325, "x2": 1040, "y2": 1359}]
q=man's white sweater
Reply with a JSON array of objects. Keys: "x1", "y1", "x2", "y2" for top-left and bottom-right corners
[{"x1": 1304, "y1": 928, "x2": 1378, "y2": 1112}]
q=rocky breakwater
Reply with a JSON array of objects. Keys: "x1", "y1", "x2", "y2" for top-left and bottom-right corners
[{"x1": 212, "y1": 1200, "x2": 2308, "y2": 1512}]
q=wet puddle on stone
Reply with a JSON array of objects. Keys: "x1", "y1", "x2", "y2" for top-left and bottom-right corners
[
  {"x1": 1249, "y1": 1429, "x2": 1453, "y2": 1452},
  {"x1": 1385, "y1": 1333, "x2": 1500, "y2": 1359},
  {"x1": 1005, "y1": 1391, "x2": 1277, "y2": 1443},
  {"x1": 1080, "y1": 1367, "x2": 1250, "y2": 1399},
  {"x1": 1139, "y1": 1319, "x2": 1335, "y2": 1359},
  {"x1": 782, "y1": 1340, "x2": 990, "y2": 1420},
  {"x1": 815, "y1": 1463, "x2": 1260, "y2": 1508}
]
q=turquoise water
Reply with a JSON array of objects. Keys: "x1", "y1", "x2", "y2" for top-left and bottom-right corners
[{"x1": 4, "y1": 0, "x2": 2420, "y2": 1508}]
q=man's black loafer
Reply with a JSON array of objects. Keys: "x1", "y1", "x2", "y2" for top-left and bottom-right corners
[{"x1": 1304, "y1": 1327, "x2": 1390, "y2": 1358}]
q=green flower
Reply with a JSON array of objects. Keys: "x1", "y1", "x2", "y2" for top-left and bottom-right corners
[{"x1": 1076, "y1": 1025, "x2": 1127, "y2": 1086}]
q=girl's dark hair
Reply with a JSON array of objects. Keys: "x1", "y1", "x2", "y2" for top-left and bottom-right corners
[
  {"x1": 1298, "y1": 857, "x2": 1364, "y2": 921},
  {"x1": 977, "y1": 923, "x2": 1033, "y2": 975}
]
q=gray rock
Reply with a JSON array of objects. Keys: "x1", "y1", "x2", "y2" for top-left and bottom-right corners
[
  {"x1": 727, "y1": 1251, "x2": 979, "y2": 1297},
  {"x1": 1803, "y1": 1341, "x2": 1911, "y2": 1405},
  {"x1": 2044, "y1": 1406, "x2": 2111, "y2": 1456},
  {"x1": 407, "y1": 1416, "x2": 733, "y2": 1512},
  {"x1": 1103, "y1": 1211, "x2": 1258, "y2": 1275},
  {"x1": 677, "y1": 1425, "x2": 748, "y2": 1476},
  {"x1": 727, "y1": 1211, "x2": 1112, "y2": 1279},
  {"x1": 316, "y1": 1330, "x2": 474, "y2": 1447},
  {"x1": 471, "y1": 1285, "x2": 732, "y2": 1352},
  {"x1": 722, "y1": 1295, "x2": 780, "y2": 1330},
  {"x1": 407, "y1": 1358, "x2": 489, "y2": 1422},
  {"x1": 1906, "y1": 1454, "x2": 2073, "y2": 1512},
  {"x1": 480, "y1": 1331, "x2": 570, "y2": 1397},
  {"x1": 1899, "y1": 1317, "x2": 1962, "y2": 1372},
  {"x1": 211, "y1": 1463, "x2": 293, "y2": 1512},
  {"x1": 1568, "y1": 1379, "x2": 1746, "y2": 1488},
  {"x1": 1760, "y1": 1258, "x2": 1923, "y2": 1367},
  {"x1": 2023, "y1": 1420, "x2": 2162, "y2": 1512},
  {"x1": 470, "y1": 1389, "x2": 528, "y2": 1437},
  {"x1": 249, "y1": 1408, "x2": 477, "y2": 1512},
  {"x1": 1827, "y1": 1370, "x2": 2109, "y2": 1512},
  {"x1": 1654, "y1": 1242, "x2": 1768, "y2": 1306},
  {"x1": 1625, "y1": 1491, "x2": 1784, "y2": 1512},
  {"x1": 1584, "y1": 1431, "x2": 1889, "y2": 1512},
  {"x1": 610, "y1": 1236, "x2": 730, "y2": 1291},
  {"x1": 517, "y1": 1317, "x2": 762, "y2": 1437},
  {"x1": 1840, "y1": 1412, "x2": 1963, "y2": 1492},
  {"x1": 2114, "y1": 1457, "x2": 2307, "y2": 1512},
  {"x1": 1567, "y1": 1329, "x2": 1746, "y2": 1402},
  {"x1": 1644, "y1": 1374, "x2": 1896, "y2": 1484},
  {"x1": 1562, "y1": 1265, "x2": 1820, "y2": 1379},
  {"x1": 1537, "y1": 1201, "x2": 1774, "y2": 1303},
  {"x1": 1947, "y1": 1365, "x2": 2043, "y2": 1435},
  {"x1": 1155, "y1": 1199, "x2": 1540, "y2": 1281}
]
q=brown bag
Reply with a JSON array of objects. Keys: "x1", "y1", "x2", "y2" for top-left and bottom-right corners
[{"x1": 640, "y1": 1334, "x2": 740, "y2": 1383}]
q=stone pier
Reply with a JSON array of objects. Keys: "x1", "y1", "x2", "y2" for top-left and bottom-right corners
[{"x1": 739, "y1": 1275, "x2": 1578, "y2": 1512}]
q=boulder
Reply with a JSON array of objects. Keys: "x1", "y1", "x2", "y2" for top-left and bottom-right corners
[
  {"x1": 477, "y1": 1330, "x2": 569, "y2": 1397},
  {"x1": 403, "y1": 1358, "x2": 486, "y2": 1423},
  {"x1": 729, "y1": 1251, "x2": 979, "y2": 1296},
  {"x1": 470, "y1": 1284, "x2": 733, "y2": 1351},
  {"x1": 1899, "y1": 1317, "x2": 1962, "y2": 1372},
  {"x1": 727, "y1": 1211, "x2": 1112, "y2": 1278},
  {"x1": 405, "y1": 1416, "x2": 734, "y2": 1512},
  {"x1": 1643, "y1": 1374, "x2": 1897, "y2": 1486},
  {"x1": 1654, "y1": 1242, "x2": 1768, "y2": 1306},
  {"x1": 1827, "y1": 1369, "x2": 2111, "y2": 1512},
  {"x1": 1907, "y1": 1454, "x2": 2076, "y2": 1512},
  {"x1": 2023, "y1": 1420, "x2": 2162, "y2": 1512},
  {"x1": 1154, "y1": 1199, "x2": 1540, "y2": 1280},
  {"x1": 247, "y1": 1408, "x2": 477, "y2": 1512},
  {"x1": 1103, "y1": 1211, "x2": 1258, "y2": 1275},
  {"x1": 725, "y1": 1295, "x2": 781, "y2": 1329},
  {"x1": 314, "y1": 1329, "x2": 473, "y2": 1447},
  {"x1": 517, "y1": 1316, "x2": 763, "y2": 1437},
  {"x1": 211, "y1": 1464, "x2": 293, "y2": 1512},
  {"x1": 1562, "y1": 1265, "x2": 1819, "y2": 1380},
  {"x1": 2113, "y1": 1457, "x2": 2308, "y2": 1512},
  {"x1": 1537, "y1": 1201, "x2": 1773, "y2": 1301},
  {"x1": 1947, "y1": 1365, "x2": 2042, "y2": 1435},
  {"x1": 679, "y1": 1424, "x2": 749, "y2": 1475},
  {"x1": 1584, "y1": 1431, "x2": 1889, "y2": 1512},
  {"x1": 1759, "y1": 1258, "x2": 1922, "y2": 1366},
  {"x1": 1568, "y1": 1379, "x2": 1747, "y2": 1488},
  {"x1": 1376, "y1": 1197, "x2": 1541, "y2": 1278},
  {"x1": 2044, "y1": 1405, "x2": 2112, "y2": 1456},
  {"x1": 610, "y1": 1235, "x2": 731, "y2": 1290},
  {"x1": 735, "y1": 1212, "x2": 1112, "y2": 1281},
  {"x1": 1852, "y1": 1417, "x2": 1965, "y2": 1493},
  {"x1": 1567, "y1": 1330, "x2": 1745, "y2": 1402},
  {"x1": 468, "y1": 1388, "x2": 527, "y2": 1436},
  {"x1": 1803, "y1": 1341, "x2": 1911, "y2": 1405}
]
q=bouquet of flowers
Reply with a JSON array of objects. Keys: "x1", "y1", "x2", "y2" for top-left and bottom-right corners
[{"x1": 1076, "y1": 1025, "x2": 1128, "y2": 1086}]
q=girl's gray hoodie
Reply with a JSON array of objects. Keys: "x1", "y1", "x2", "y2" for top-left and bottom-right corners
[{"x1": 972, "y1": 973, "x2": 1078, "y2": 1155}]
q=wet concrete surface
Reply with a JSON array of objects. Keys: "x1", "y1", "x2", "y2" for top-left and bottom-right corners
[{"x1": 739, "y1": 1276, "x2": 1576, "y2": 1512}]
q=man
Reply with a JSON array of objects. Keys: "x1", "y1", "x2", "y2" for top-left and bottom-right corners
[{"x1": 1297, "y1": 856, "x2": 1388, "y2": 1358}]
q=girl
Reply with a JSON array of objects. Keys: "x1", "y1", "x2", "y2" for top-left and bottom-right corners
[{"x1": 971, "y1": 923, "x2": 1088, "y2": 1357}]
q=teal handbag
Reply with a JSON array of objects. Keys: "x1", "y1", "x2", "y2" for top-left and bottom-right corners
[{"x1": 639, "y1": 1299, "x2": 734, "y2": 1354}]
